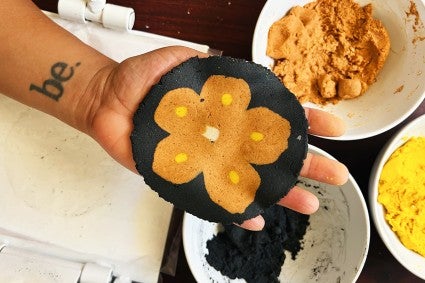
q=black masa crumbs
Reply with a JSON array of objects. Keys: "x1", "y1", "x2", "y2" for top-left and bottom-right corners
[{"x1": 205, "y1": 205, "x2": 310, "y2": 283}]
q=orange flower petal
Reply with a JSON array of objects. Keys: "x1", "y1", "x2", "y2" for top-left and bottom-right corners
[
  {"x1": 203, "y1": 157, "x2": 260, "y2": 214},
  {"x1": 153, "y1": 134, "x2": 212, "y2": 184},
  {"x1": 199, "y1": 75, "x2": 251, "y2": 129},
  {"x1": 242, "y1": 107, "x2": 291, "y2": 164},
  {"x1": 154, "y1": 88, "x2": 205, "y2": 134}
]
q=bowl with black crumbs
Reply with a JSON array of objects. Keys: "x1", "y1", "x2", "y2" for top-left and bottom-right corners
[
  {"x1": 252, "y1": 0, "x2": 425, "y2": 140},
  {"x1": 182, "y1": 145, "x2": 370, "y2": 283}
]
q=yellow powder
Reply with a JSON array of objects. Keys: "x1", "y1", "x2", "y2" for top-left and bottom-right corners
[{"x1": 378, "y1": 137, "x2": 425, "y2": 257}]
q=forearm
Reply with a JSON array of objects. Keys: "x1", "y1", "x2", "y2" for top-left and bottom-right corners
[{"x1": 0, "y1": 0, "x2": 116, "y2": 133}]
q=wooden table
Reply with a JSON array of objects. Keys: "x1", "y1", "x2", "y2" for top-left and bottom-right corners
[{"x1": 33, "y1": 1, "x2": 425, "y2": 282}]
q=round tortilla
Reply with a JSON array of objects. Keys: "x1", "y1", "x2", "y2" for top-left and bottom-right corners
[{"x1": 131, "y1": 56, "x2": 308, "y2": 224}]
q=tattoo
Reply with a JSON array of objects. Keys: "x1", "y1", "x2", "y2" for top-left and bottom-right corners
[{"x1": 29, "y1": 62, "x2": 81, "y2": 101}]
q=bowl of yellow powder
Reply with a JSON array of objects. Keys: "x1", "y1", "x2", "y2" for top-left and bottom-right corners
[
  {"x1": 369, "y1": 114, "x2": 425, "y2": 279},
  {"x1": 252, "y1": 0, "x2": 425, "y2": 140}
]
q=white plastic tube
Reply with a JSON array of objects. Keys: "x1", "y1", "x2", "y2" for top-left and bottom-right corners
[
  {"x1": 87, "y1": 0, "x2": 106, "y2": 14},
  {"x1": 58, "y1": 0, "x2": 135, "y2": 31},
  {"x1": 58, "y1": 0, "x2": 87, "y2": 23},
  {"x1": 102, "y1": 3, "x2": 135, "y2": 31}
]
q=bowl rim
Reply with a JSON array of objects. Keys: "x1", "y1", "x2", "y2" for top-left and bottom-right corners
[
  {"x1": 368, "y1": 114, "x2": 425, "y2": 279},
  {"x1": 183, "y1": 143, "x2": 370, "y2": 283}
]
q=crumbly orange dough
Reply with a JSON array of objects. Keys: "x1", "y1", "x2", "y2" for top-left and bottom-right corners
[
  {"x1": 267, "y1": 0, "x2": 390, "y2": 105},
  {"x1": 152, "y1": 75, "x2": 291, "y2": 214},
  {"x1": 378, "y1": 137, "x2": 425, "y2": 257}
]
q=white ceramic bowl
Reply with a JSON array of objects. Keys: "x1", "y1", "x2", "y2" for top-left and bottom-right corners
[
  {"x1": 369, "y1": 114, "x2": 425, "y2": 280},
  {"x1": 252, "y1": 0, "x2": 425, "y2": 140},
  {"x1": 183, "y1": 145, "x2": 370, "y2": 283}
]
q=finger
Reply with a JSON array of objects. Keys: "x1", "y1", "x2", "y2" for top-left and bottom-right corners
[
  {"x1": 277, "y1": 186, "x2": 319, "y2": 214},
  {"x1": 236, "y1": 186, "x2": 320, "y2": 231},
  {"x1": 236, "y1": 214, "x2": 265, "y2": 231},
  {"x1": 300, "y1": 152, "x2": 349, "y2": 185},
  {"x1": 304, "y1": 107, "x2": 346, "y2": 137}
]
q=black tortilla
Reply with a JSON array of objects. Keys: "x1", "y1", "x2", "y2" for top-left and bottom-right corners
[{"x1": 131, "y1": 56, "x2": 308, "y2": 224}]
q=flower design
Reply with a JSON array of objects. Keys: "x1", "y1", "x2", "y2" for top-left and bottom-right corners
[{"x1": 152, "y1": 75, "x2": 291, "y2": 214}]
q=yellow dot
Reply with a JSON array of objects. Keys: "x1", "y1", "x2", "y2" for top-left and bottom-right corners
[
  {"x1": 221, "y1": 93, "x2": 233, "y2": 106},
  {"x1": 175, "y1": 153, "x2": 188, "y2": 163},
  {"x1": 175, "y1": 106, "x2": 188, "y2": 117},
  {"x1": 250, "y1": 132, "x2": 264, "y2": 142},
  {"x1": 228, "y1": 170, "x2": 240, "y2": 184}
]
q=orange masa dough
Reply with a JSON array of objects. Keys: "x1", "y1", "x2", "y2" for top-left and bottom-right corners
[
  {"x1": 267, "y1": 0, "x2": 390, "y2": 105},
  {"x1": 378, "y1": 137, "x2": 425, "y2": 257}
]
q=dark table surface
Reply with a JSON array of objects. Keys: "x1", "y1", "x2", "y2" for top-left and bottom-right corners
[{"x1": 33, "y1": 1, "x2": 425, "y2": 282}]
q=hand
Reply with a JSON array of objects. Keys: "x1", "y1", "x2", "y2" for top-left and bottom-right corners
[
  {"x1": 84, "y1": 46, "x2": 348, "y2": 231},
  {"x1": 239, "y1": 108, "x2": 348, "y2": 230},
  {"x1": 85, "y1": 46, "x2": 207, "y2": 172}
]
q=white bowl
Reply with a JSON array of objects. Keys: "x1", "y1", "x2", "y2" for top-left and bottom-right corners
[
  {"x1": 252, "y1": 0, "x2": 425, "y2": 140},
  {"x1": 369, "y1": 114, "x2": 425, "y2": 280},
  {"x1": 183, "y1": 145, "x2": 370, "y2": 283}
]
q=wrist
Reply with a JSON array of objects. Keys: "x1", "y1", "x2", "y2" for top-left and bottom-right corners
[
  {"x1": 69, "y1": 59, "x2": 118, "y2": 135},
  {"x1": 0, "y1": 0, "x2": 118, "y2": 136}
]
